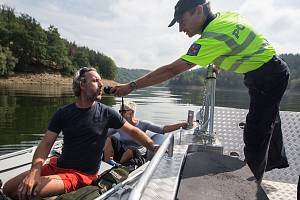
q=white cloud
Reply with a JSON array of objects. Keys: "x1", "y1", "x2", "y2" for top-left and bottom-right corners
[
  {"x1": 238, "y1": 0, "x2": 300, "y2": 54},
  {"x1": 0, "y1": 0, "x2": 299, "y2": 70}
]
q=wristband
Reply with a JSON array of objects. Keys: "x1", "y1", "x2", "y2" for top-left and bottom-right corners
[{"x1": 129, "y1": 81, "x2": 137, "y2": 90}]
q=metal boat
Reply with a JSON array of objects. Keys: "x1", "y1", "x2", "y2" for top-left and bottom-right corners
[{"x1": 0, "y1": 65, "x2": 298, "y2": 199}]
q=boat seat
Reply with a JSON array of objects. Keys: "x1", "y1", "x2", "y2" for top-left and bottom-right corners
[{"x1": 177, "y1": 151, "x2": 268, "y2": 200}]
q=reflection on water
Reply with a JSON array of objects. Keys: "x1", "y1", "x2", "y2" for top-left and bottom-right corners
[
  {"x1": 0, "y1": 84, "x2": 299, "y2": 155},
  {"x1": 0, "y1": 84, "x2": 73, "y2": 97}
]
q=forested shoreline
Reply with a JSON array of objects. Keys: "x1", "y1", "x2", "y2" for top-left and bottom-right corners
[{"x1": 0, "y1": 5, "x2": 117, "y2": 80}]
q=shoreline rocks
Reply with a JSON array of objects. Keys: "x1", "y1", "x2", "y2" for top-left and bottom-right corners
[{"x1": 0, "y1": 73, "x2": 117, "y2": 86}]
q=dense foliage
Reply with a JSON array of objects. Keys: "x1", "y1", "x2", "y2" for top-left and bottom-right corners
[
  {"x1": 0, "y1": 5, "x2": 117, "y2": 79},
  {"x1": 0, "y1": 45, "x2": 17, "y2": 76},
  {"x1": 169, "y1": 54, "x2": 300, "y2": 91}
]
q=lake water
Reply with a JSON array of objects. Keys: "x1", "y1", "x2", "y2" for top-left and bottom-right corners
[{"x1": 0, "y1": 84, "x2": 299, "y2": 155}]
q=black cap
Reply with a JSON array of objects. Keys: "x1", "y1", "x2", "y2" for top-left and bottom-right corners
[{"x1": 168, "y1": 0, "x2": 207, "y2": 27}]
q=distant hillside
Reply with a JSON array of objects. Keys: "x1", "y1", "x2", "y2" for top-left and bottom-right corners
[
  {"x1": 116, "y1": 68, "x2": 150, "y2": 83},
  {"x1": 169, "y1": 53, "x2": 300, "y2": 91}
]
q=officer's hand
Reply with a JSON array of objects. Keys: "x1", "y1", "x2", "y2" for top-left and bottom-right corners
[
  {"x1": 111, "y1": 83, "x2": 132, "y2": 97},
  {"x1": 213, "y1": 66, "x2": 220, "y2": 75}
]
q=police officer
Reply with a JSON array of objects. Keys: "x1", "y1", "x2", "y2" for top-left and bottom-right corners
[{"x1": 112, "y1": 0, "x2": 290, "y2": 183}]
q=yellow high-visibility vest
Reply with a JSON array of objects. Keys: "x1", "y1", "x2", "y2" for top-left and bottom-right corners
[{"x1": 181, "y1": 12, "x2": 276, "y2": 73}]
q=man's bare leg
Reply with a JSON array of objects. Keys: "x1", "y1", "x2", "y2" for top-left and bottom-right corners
[{"x1": 3, "y1": 171, "x2": 65, "y2": 199}]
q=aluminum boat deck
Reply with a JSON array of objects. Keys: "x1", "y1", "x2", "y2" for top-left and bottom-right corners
[{"x1": 139, "y1": 107, "x2": 299, "y2": 200}]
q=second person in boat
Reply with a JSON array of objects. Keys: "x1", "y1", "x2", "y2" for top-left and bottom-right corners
[{"x1": 103, "y1": 100, "x2": 188, "y2": 167}]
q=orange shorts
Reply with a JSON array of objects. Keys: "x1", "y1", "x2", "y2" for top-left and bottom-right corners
[{"x1": 41, "y1": 157, "x2": 98, "y2": 193}]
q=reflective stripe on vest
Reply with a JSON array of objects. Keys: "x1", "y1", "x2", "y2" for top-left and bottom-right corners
[
  {"x1": 201, "y1": 30, "x2": 257, "y2": 71},
  {"x1": 230, "y1": 42, "x2": 269, "y2": 71}
]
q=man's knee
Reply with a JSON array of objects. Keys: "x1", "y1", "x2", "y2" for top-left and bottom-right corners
[
  {"x1": 3, "y1": 180, "x2": 18, "y2": 199},
  {"x1": 2, "y1": 171, "x2": 30, "y2": 199}
]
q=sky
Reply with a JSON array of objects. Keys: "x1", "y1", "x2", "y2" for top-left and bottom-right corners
[{"x1": 0, "y1": 0, "x2": 299, "y2": 70}]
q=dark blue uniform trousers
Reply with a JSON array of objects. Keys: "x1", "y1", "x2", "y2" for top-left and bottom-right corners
[{"x1": 243, "y1": 55, "x2": 290, "y2": 182}]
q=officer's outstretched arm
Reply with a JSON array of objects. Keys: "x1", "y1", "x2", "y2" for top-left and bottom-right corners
[
  {"x1": 112, "y1": 59, "x2": 195, "y2": 97},
  {"x1": 135, "y1": 58, "x2": 195, "y2": 89}
]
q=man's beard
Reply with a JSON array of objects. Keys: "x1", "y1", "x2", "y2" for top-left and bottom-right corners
[{"x1": 86, "y1": 89, "x2": 101, "y2": 101}]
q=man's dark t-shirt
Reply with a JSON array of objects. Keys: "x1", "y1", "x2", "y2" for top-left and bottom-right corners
[{"x1": 48, "y1": 102, "x2": 125, "y2": 174}]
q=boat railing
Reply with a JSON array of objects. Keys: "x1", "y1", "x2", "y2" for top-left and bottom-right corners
[
  {"x1": 95, "y1": 165, "x2": 147, "y2": 200},
  {"x1": 0, "y1": 139, "x2": 62, "y2": 161},
  {"x1": 0, "y1": 146, "x2": 36, "y2": 161},
  {"x1": 128, "y1": 132, "x2": 175, "y2": 200}
]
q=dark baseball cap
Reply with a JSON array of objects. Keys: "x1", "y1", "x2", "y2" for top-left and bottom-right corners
[{"x1": 168, "y1": 0, "x2": 207, "y2": 27}]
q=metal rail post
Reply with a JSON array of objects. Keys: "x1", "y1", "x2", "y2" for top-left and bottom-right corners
[{"x1": 206, "y1": 64, "x2": 217, "y2": 138}]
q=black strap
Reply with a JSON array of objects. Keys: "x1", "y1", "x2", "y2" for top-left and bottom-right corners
[{"x1": 121, "y1": 96, "x2": 124, "y2": 121}]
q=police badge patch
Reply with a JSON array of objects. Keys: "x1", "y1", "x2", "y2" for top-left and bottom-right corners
[{"x1": 186, "y1": 43, "x2": 201, "y2": 56}]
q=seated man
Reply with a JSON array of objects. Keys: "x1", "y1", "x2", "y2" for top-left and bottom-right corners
[
  {"x1": 104, "y1": 100, "x2": 187, "y2": 165},
  {"x1": 3, "y1": 67, "x2": 156, "y2": 200}
]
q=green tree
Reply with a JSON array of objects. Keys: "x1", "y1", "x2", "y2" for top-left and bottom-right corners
[
  {"x1": 46, "y1": 25, "x2": 70, "y2": 70},
  {"x1": 71, "y1": 47, "x2": 90, "y2": 68},
  {"x1": 96, "y1": 54, "x2": 117, "y2": 80},
  {"x1": 0, "y1": 45, "x2": 18, "y2": 76},
  {"x1": 0, "y1": 5, "x2": 17, "y2": 47}
]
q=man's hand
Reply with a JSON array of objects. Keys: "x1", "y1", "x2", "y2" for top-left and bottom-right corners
[
  {"x1": 111, "y1": 83, "x2": 132, "y2": 97},
  {"x1": 213, "y1": 66, "x2": 220, "y2": 75},
  {"x1": 153, "y1": 144, "x2": 160, "y2": 153},
  {"x1": 180, "y1": 122, "x2": 188, "y2": 129},
  {"x1": 149, "y1": 144, "x2": 160, "y2": 153},
  {"x1": 18, "y1": 170, "x2": 41, "y2": 200}
]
